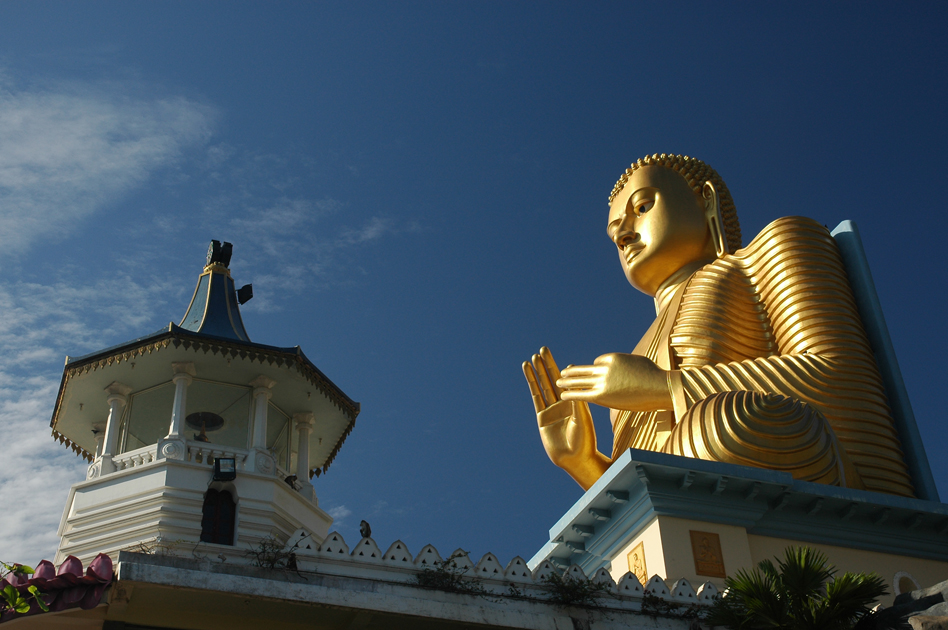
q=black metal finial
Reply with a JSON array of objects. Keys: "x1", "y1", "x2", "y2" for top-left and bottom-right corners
[{"x1": 206, "y1": 240, "x2": 234, "y2": 268}]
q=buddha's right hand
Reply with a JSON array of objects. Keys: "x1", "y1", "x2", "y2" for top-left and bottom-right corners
[{"x1": 523, "y1": 347, "x2": 611, "y2": 490}]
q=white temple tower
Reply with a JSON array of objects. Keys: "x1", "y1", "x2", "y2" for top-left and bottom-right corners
[{"x1": 50, "y1": 241, "x2": 359, "y2": 564}]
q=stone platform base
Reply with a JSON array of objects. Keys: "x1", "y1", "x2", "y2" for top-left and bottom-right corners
[{"x1": 530, "y1": 449, "x2": 948, "y2": 606}]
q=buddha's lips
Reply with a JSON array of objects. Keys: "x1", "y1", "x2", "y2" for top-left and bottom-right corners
[{"x1": 624, "y1": 245, "x2": 645, "y2": 264}]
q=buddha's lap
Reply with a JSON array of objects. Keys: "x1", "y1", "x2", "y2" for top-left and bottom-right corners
[{"x1": 661, "y1": 391, "x2": 863, "y2": 488}]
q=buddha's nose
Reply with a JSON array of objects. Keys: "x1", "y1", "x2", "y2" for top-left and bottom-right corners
[{"x1": 613, "y1": 217, "x2": 639, "y2": 248}]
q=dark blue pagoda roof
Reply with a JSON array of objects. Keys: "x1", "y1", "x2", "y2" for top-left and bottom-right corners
[
  {"x1": 178, "y1": 262, "x2": 251, "y2": 341},
  {"x1": 51, "y1": 241, "x2": 359, "y2": 473}
]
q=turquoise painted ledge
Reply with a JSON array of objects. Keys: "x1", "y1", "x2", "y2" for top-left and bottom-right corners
[{"x1": 529, "y1": 449, "x2": 948, "y2": 575}]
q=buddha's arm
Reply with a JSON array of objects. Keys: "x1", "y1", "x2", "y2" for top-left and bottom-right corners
[
  {"x1": 559, "y1": 353, "x2": 673, "y2": 412},
  {"x1": 524, "y1": 347, "x2": 613, "y2": 490},
  {"x1": 670, "y1": 217, "x2": 914, "y2": 496}
]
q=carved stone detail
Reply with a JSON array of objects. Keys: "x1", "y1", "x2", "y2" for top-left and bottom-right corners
[
  {"x1": 161, "y1": 441, "x2": 183, "y2": 460},
  {"x1": 255, "y1": 452, "x2": 274, "y2": 474}
]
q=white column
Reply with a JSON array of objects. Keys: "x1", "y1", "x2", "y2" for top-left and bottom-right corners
[
  {"x1": 294, "y1": 413, "x2": 315, "y2": 481},
  {"x1": 99, "y1": 382, "x2": 131, "y2": 474},
  {"x1": 167, "y1": 362, "x2": 196, "y2": 438},
  {"x1": 293, "y1": 412, "x2": 317, "y2": 502},
  {"x1": 249, "y1": 375, "x2": 276, "y2": 449},
  {"x1": 92, "y1": 424, "x2": 105, "y2": 458}
]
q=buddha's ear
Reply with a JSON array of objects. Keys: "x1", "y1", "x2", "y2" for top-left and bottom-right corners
[{"x1": 702, "y1": 181, "x2": 728, "y2": 257}]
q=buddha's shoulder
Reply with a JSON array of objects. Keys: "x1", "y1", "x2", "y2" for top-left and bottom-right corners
[{"x1": 733, "y1": 216, "x2": 839, "y2": 260}]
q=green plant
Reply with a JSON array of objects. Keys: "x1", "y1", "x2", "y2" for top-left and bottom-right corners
[
  {"x1": 505, "y1": 582, "x2": 528, "y2": 599},
  {"x1": 0, "y1": 562, "x2": 48, "y2": 615},
  {"x1": 639, "y1": 590, "x2": 705, "y2": 620},
  {"x1": 124, "y1": 535, "x2": 183, "y2": 556},
  {"x1": 540, "y1": 570, "x2": 611, "y2": 609},
  {"x1": 706, "y1": 547, "x2": 887, "y2": 630},
  {"x1": 414, "y1": 552, "x2": 490, "y2": 597},
  {"x1": 248, "y1": 535, "x2": 297, "y2": 570}
]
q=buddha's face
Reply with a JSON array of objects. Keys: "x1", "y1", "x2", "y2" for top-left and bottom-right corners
[{"x1": 607, "y1": 165, "x2": 716, "y2": 296}]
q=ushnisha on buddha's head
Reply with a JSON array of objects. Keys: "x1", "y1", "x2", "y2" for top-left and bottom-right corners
[{"x1": 607, "y1": 154, "x2": 742, "y2": 297}]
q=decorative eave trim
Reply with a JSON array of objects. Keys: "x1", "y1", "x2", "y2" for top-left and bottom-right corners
[
  {"x1": 50, "y1": 328, "x2": 359, "y2": 472},
  {"x1": 51, "y1": 429, "x2": 93, "y2": 463}
]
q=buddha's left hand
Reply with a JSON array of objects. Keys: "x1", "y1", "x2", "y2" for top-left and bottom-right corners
[{"x1": 557, "y1": 353, "x2": 673, "y2": 411}]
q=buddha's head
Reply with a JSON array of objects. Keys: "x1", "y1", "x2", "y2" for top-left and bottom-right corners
[{"x1": 607, "y1": 154, "x2": 741, "y2": 296}]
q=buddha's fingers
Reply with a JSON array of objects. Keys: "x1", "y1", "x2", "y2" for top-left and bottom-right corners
[
  {"x1": 532, "y1": 353, "x2": 559, "y2": 405},
  {"x1": 557, "y1": 375, "x2": 600, "y2": 391},
  {"x1": 522, "y1": 362, "x2": 546, "y2": 413},
  {"x1": 539, "y1": 347, "x2": 563, "y2": 397},
  {"x1": 560, "y1": 363, "x2": 598, "y2": 375},
  {"x1": 560, "y1": 389, "x2": 599, "y2": 402},
  {"x1": 559, "y1": 364, "x2": 603, "y2": 381}
]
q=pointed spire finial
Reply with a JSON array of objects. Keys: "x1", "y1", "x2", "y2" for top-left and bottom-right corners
[{"x1": 206, "y1": 240, "x2": 233, "y2": 268}]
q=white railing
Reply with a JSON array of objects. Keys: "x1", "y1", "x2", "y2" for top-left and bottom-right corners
[
  {"x1": 108, "y1": 440, "x2": 277, "y2": 478},
  {"x1": 113, "y1": 444, "x2": 159, "y2": 471},
  {"x1": 185, "y1": 440, "x2": 249, "y2": 470}
]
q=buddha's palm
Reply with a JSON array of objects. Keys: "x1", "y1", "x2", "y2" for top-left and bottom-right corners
[
  {"x1": 523, "y1": 347, "x2": 601, "y2": 472},
  {"x1": 536, "y1": 399, "x2": 597, "y2": 467}
]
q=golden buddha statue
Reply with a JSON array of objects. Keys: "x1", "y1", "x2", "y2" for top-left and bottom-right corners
[{"x1": 523, "y1": 154, "x2": 915, "y2": 498}]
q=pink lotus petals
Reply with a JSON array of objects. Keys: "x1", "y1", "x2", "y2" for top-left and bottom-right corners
[
  {"x1": 85, "y1": 554, "x2": 112, "y2": 582},
  {"x1": 32, "y1": 561, "x2": 55, "y2": 581},
  {"x1": 0, "y1": 554, "x2": 113, "y2": 624},
  {"x1": 56, "y1": 556, "x2": 82, "y2": 578}
]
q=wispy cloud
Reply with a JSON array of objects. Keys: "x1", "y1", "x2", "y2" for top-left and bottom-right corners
[
  {"x1": 338, "y1": 216, "x2": 396, "y2": 245},
  {"x1": 327, "y1": 505, "x2": 352, "y2": 527},
  {"x1": 0, "y1": 77, "x2": 215, "y2": 253},
  {"x1": 190, "y1": 148, "x2": 422, "y2": 310},
  {"x1": 0, "y1": 372, "x2": 89, "y2": 563},
  {"x1": 0, "y1": 276, "x2": 176, "y2": 362},
  {"x1": 0, "y1": 273, "x2": 185, "y2": 563},
  {"x1": 0, "y1": 70, "x2": 424, "y2": 563},
  {"x1": 0, "y1": 75, "x2": 217, "y2": 562}
]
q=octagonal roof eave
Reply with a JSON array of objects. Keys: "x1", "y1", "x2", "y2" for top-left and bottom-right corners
[{"x1": 50, "y1": 323, "x2": 360, "y2": 471}]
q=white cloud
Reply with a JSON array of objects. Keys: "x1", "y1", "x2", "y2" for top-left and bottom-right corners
[
  {"x1": 0, "y1": 72, "x2": 209, "y2": 391},
  {"x1": 0, "y1": 72, "x2": 424, "y2": 564},
  {"x1": 0, "y1": 271, "x2": 185, "y2": 563},
  {"x1": 327, "y1": 505, "x2": 352, "y2": 526},
  {"x1": 173, "y1": 144, "x2": 422, "y2": 309},
  {"x1": 0, "y1": 78, "x2": 215, "y2": 253},
  {"x1": 0, "y1": 275, "x2": 179, "y2": 371},
  {"x1": 338, "y1": 216, "x2": 394, "y2": 245},
  {"x1": 0, "y1": 373, "x2": 88, "y2": 563}
]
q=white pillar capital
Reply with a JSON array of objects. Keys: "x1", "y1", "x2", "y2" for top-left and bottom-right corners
[
  {"x1": 104, "y1": 381, "x2": 132, "y2": 400},
  {"x1": 293, "y1": 412, "x2": 315, "y2": 430},
  {"x1": 172, "y1": 361, "x2": 196, "y2": 376},
  {"x1": 172, "y1": 373, "x2": 193, "y2": 387},
  {"x1": 106, "y1": 394, "x2": 129, "y2": 407},
  {"x1": 249, "y1": 375, "x2": 277, "y2": 390}
]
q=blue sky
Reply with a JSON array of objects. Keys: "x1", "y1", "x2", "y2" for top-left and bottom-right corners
[{"x1": 1, "y1": 2, "x2": 947, "y2": 565}]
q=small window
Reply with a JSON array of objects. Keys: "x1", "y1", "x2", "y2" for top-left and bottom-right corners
[
  {"x1": 267, "y1": 402, "x2": 291, "y2": 471},
  {"x1": 186, "y1": 380, "x2": 252, "y2": 449},
  {"x1": 200, "y1": 489, "x2": 236, "y2": 545},
  {"x1": 121, "y1": 382, "x2": 176, "y2": 453}
]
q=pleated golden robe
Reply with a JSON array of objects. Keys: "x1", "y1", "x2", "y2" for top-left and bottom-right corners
[{"x1": 612, "y1": 216, "x2": 915, "y2": 497}]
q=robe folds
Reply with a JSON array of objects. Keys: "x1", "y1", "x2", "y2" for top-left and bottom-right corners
[{"x1": 611, "y1": 216, "x2": 915, "y2": 497}]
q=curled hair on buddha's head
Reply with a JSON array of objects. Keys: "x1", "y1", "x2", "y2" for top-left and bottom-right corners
[{"x1": 609, "y1": 153, "x2": 742, "y2": 253}]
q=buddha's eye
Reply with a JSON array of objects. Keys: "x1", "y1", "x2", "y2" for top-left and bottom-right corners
[{"x1": 636, "y1": 200, "x2": 654, "y2": 215}]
